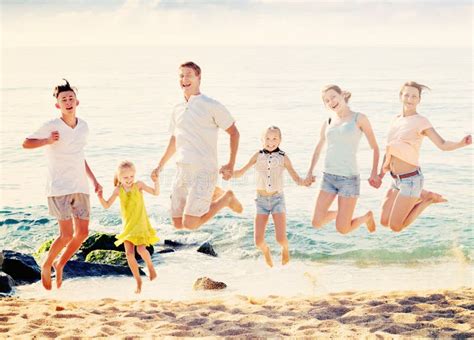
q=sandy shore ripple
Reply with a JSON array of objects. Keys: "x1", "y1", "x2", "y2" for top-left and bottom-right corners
[{"x1": 1, "y1": 288, "x2": 473, "y2": 338}]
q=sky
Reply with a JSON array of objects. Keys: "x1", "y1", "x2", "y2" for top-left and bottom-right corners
[{"x1": 1, "y1": 0, "x2": 472, "y2": 48}]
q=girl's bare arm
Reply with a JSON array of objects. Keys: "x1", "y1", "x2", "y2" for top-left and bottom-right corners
[
  {"x1": 284, "y1": 155, "x2": 307, "y2": 186},
  {"x1": 306, "y1": 122, "x2": 327, "y2": 179},
  {"x1": 98, "y1": 187, "x2": 119, "y2": 209},
  {"x1": 424, "y1": 128, "x2": 472, "y2": 151},
  {"x1": 233, "y1": 152, "x2": 259, "y2": 178},
  {"x1": 137, "y1": 180, "x2": 160, "y2": 196}
]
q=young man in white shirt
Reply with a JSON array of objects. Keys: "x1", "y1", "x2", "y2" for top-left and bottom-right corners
[
  {"x1": 152, "y1": 62, "x2": 242, "y2": 230},
  {"x1": 23, "y1": 79, "x2": 102, "y2": 290}
]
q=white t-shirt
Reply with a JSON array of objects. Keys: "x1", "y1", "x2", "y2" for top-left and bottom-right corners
[
  {"x1": 28, "y1": 117, "x2": 89, "y2": 197},
  {"x1": 169, "y1": 94, "x2": 235, "y2": 170}
]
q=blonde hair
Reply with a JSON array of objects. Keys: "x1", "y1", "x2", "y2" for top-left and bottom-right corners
[
  {"x1": 322, "y1": 84, "x2": 352, "y2": 103},
  {"x1": 113, "y1": 161, "x2": 136, "y2": 187},
  {"x1": 399, "y1": 81, "x2": 430, "y2": 98},
  {"x1": 262, "y1": 125, "x2": 282, "y2": 140}
]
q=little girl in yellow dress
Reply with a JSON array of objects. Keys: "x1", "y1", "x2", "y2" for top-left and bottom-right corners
[{"x1": 98, "y1": 161, "x2": 160, "y2": 293}]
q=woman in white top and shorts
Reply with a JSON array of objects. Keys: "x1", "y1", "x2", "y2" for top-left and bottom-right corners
[
  {"x1": 378, "y1": 81, "x2": 472, "y2": 232},
  {"x1": 306, "y1": 85, "x2": 380, "y2": 234}
]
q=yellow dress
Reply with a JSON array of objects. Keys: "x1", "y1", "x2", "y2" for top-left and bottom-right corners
[{"x1": 114, "y1": 183, "x2": 160, "y2": 247}]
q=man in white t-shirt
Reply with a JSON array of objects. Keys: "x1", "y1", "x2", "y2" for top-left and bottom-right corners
[
  {"x1": 152, "y1": 62, "x2": 242, "y2": 230},
  {"x1": 23, "y1": 79, "x2": 102, "y2": 290}
]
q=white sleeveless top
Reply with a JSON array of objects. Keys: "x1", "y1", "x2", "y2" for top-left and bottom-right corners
[{"x1": 255, "y1": 149, "x2": 286, "y2": 193}]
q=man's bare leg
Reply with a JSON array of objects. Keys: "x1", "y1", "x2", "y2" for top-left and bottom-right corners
[{"x1": 182, "y1": 190, "x2": 242, "y2": 230}]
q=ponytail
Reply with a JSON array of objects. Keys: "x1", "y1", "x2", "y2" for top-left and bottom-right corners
[{"x1": 341, "y1": 91, "x2": 352, "y2": 103}]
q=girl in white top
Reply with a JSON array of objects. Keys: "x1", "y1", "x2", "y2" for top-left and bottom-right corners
[
  {"x1": 306, "y1": 85, "x2": 380, "y2": 235},
  {"x1": 233, "y1": 126, "x2": 312, "y2": 267},
  {"x1": 378, "y1": 81, "x2": 472, "y2": 232}
]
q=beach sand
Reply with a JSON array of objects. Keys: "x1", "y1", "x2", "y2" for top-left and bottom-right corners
[{"x1": 1, "y1": 288, "x2": 472, "y2": 338}]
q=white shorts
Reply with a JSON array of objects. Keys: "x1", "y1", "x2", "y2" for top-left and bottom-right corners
[{"x1": 171, "y1": 164, "x2": 218, "y2": 218}]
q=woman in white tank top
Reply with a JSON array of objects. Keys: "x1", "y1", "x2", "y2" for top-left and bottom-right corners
[{"x1": 233, "y1": 126, "x2": 312, "y2": 267}]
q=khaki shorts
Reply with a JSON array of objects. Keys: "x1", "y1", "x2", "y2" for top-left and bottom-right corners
[
  {"x1": 171, "y1": 164, "x2": 218, "y2": 218},
  {"x1": 48, "y1": 193, "x2": 90, "y2": 220}
]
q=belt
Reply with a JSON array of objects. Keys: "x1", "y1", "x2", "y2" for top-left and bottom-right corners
[{"x1": 390, "y1": 169, "x2": 420, "y2": 179}]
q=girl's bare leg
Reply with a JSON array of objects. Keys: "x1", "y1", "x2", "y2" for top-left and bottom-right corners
[
  {"x1": 137, "y1": 245, "x2": 157, "y2": 281},
  {"x1": 380, "y1": 188, "x2": 398, "y2": 227},
  {"x1": 124, "y1": 241, "x2": 142, "y2": 293},
  {"x1": 254, "y1": 214, "x2": 273, "y2": 267},
  {"x1": 335, "y1": 196, "x2": 376, "y2": 234},
  {"x1": 272, "y1": 213, "x2": 289, "y2": 265},
  {"x1": 311, "y1": 190, "x2": 337, "y2": 229},
  {"x1": 389, "y1": 190, "x2": 446, "y2": 232}
]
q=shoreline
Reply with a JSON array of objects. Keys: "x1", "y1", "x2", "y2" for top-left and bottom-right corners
[{"x1": 2, "y1": 287, "x2": 472, "y2": 338}]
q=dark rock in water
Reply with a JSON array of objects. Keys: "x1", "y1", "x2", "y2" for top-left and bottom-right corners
[
  {"x1": 0, "y1": 251, "x2": 3, "y2": 269},
  {"x1": 85, "y1": 250, "x2": 128, "y2": 267},
  {"x1": 193, "y1": 277, "x2": 227, "y2": 290},
  {"x1": 61, "y1": 260, "x2": 144, "y2": 279},
  {"x1": 164, "y1": 239, "x2": 185, "y2": 247},
  {"x1": 197, "y1": 242, "x2": 217, "y2": 257},
  {"x1": 1, "y1": 250, "x2": 41, "y2": 284},
  {"x1": 156, "y1": 248, "x2": 175, "y2": 254},
  {"x1": 0, "y1": 272, "x2": 15, "y2": 294},
  {"x1": 73, "y1": 232, "x2": 154, "y2": 260}
]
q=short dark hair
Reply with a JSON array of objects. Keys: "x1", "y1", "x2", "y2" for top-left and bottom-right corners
[
  {"x1": 180, "y1": 61, "x2": 201, "y2": 77},
  {"x1": 53, "y1": 79, "x2": 77, "y2": 98}
]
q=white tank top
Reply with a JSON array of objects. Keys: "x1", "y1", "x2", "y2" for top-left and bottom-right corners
[{"x1": 255, "y1": 149, "x2": 286, "y2": 193}]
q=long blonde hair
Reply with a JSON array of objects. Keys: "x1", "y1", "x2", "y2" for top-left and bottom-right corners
[{"x1": 113, "y1": 161, "x2": 136, "y2": 187}]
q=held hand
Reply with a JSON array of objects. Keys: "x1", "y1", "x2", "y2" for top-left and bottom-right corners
[
  {"x1": 368, "y1": 174, "x2": 382, "y2": 189},
  {"x1": 461, "y1": 134, "x2": 472, "y2": 146},
  {"x1": 151, "y1": 170, "x2": 159, "y2": 183},
  {"x1": 150, "y1": 166, "x2": 161, "y2": 181},
  {"x1": 94, "y1": 181, "x2": 103, "y2": 195},
  {"x1": 47, "y1": 131, "x2": 60, "y2": 144},
  {"x1": 219, "y1": 163, "x2": 234, "y2": 181},
  {"x1": 303, "y1": 175, "x2": 316, "y2": 187},
  {"x1": 97, "y1": 190, "x2": 103, "y2": 199},
  {"x1": 305, "y1": 174, "x2": 316, "y2": 186}
]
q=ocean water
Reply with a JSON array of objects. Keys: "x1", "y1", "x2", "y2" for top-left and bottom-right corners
[{"x1": 1, "y1": 46, "x2": 472, "y2": 299}]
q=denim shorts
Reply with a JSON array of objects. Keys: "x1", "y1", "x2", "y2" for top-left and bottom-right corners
[
  {"x1": 255, "y1": 192, "x2": 286, "y2": 215},
  {"x1": 391, "y1": 170, "x2": 424, "y2": 198},
  {"x1": 320, "y1": 173, "x2": 360, "y2": 198}
]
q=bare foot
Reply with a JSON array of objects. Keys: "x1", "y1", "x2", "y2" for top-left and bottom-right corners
[
  {"x1": 41, "y1": 264, "x2": 52, "y2": 290},
  {"x1": 281, "y1": 247, "x2": 290, "y2": 265},
  {"x1": 212, "y1": 186, "x2": 225, "y2": 201},
  {"x1": 226, "y1": 190, "x2": 243, "y2": 213},
  {"x1": 365, "y1": 211, "x2": 376, "y2": 233},
  {"x1": 53, "y1": 261, "x2": 64, "y2": 289},
  {"x1": 429, "y1": 192, "x2": 447, "y2": 203},
  {"x1": 149, "y1": 267, "x2": 157, "y2": 281},
  {"x1": 135, "y1": 278, "x2": 142, "y2": 294},
  {"x1": 262, "y1": 245, "x2": 273, "y2": 268},
  {"x1": 422, "y1": 190, "x2": 447, "y2": 203}
]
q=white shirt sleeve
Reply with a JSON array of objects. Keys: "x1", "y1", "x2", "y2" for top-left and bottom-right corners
[
  {"x1": 28, "y1": 120, "x2": 54, "y2": 139},
  {"x1": 168, "y1": 108, "x2": 177, "y2": 135},
  {"x1": 211, "y1": 101, "x2": 235, "y2": 130}
]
